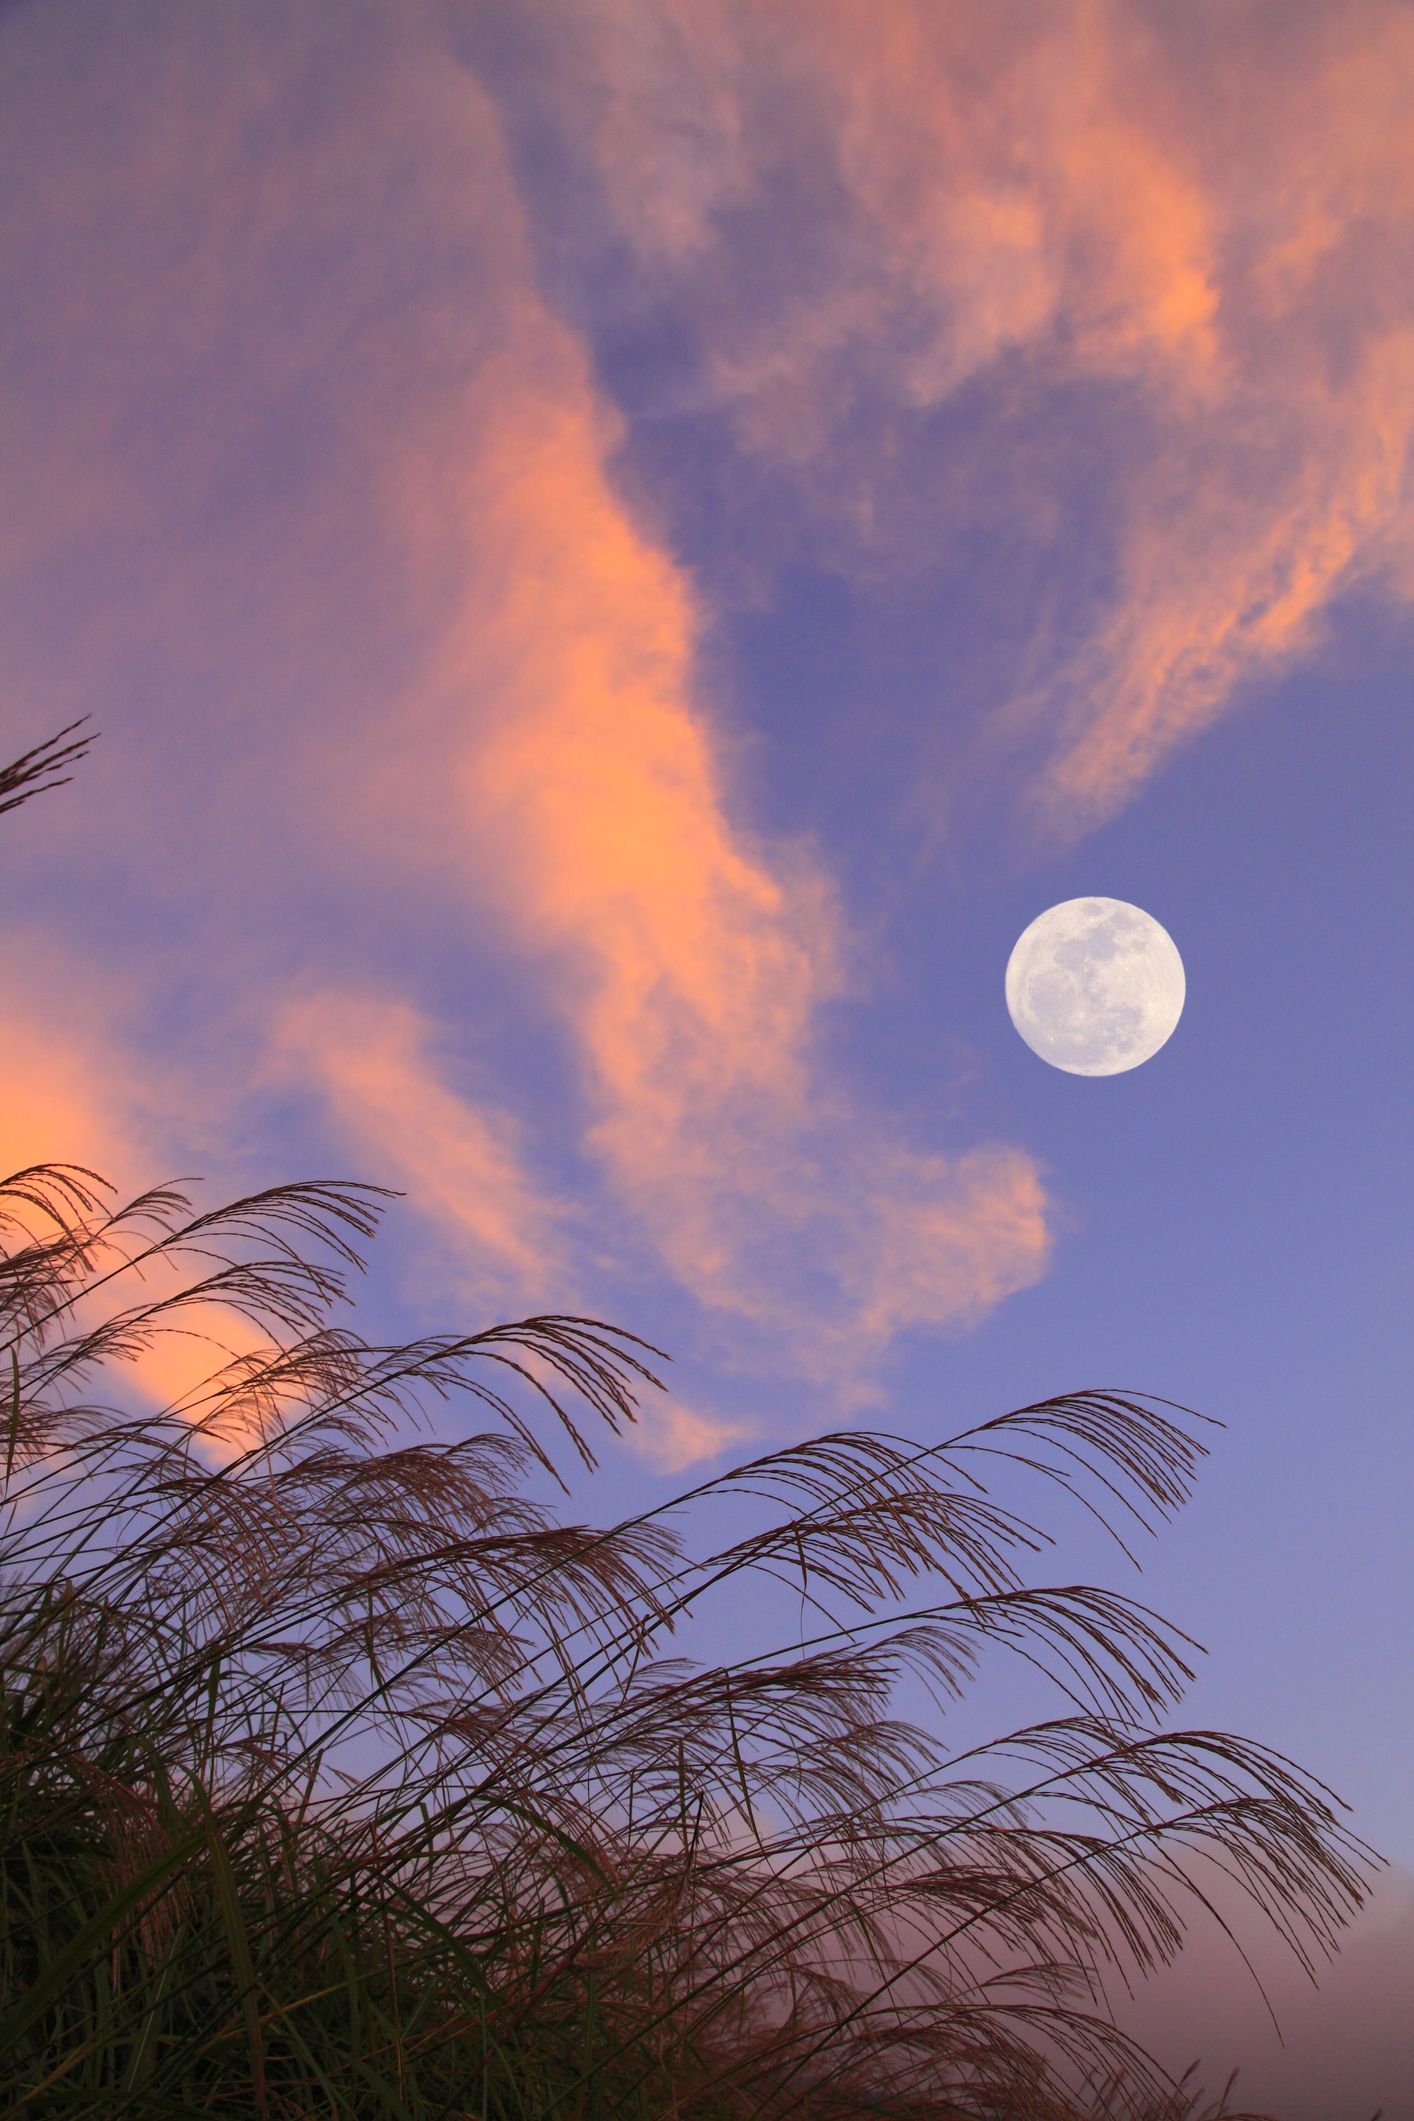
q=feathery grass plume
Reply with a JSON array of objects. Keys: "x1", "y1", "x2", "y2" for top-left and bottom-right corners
[
  {"x1": 0, "y1": 719, "x2": 96, "y2": 822},
  {"x1": 0, "y1": 1161, "x2": 1384, "y2": 2120},
  {"x1": 0, "y1": 728, "x2": 1385, "y2": 2118}
]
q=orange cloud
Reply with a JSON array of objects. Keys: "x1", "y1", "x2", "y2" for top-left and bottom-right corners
[
  {"x1": 464, "y1": 391, "x2": 844, "y2": 1157},
  {"x1": 624, "y1": 1396, "x2": 758, "y2": 1476},
  {"x1": 113, "y1": 1298, "x2": 281, "y2": 1466},
  {"x1": 0, "y1": 12, "x2": 1059, "y2": 1476},
  {"x1": 0, "y1": 929, "x2": 192, "y2": 1220},
  {"x1": 0, "y1": 935, "x2": 280, "y2": 1459},
  {"x1": 507, "y1": 0, "x2": 1414, "y2": 832},
  {"x1": 266, "y1": 987, "x2": 584, "y2": 1322},
  {"x1": 1038, "y1": 325, "x2": 1414, "y2": 822},
  {"x1": 353, "y1": 69, "x2": 1054, "y2": 1396},
  {"x1": 263, "y1": 984, "x2": 786, "y2": 1468},
  {"x1": 0, "y1": 1019, "x2": 131, "y2": 1207},
  {"x1": 839, "y1": 1145, "x2": 1052, "y2": 1351}
]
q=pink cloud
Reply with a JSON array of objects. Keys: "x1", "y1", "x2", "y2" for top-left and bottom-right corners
[
  {"x1": 265, "y1": 987, "x2": 584, "y2": 1321},
  {"x1": 0, "y1": 933, "x2": 281, "y2": 1459},
  {"x1": 623, "y1": 1395, "x2": 758, "y2": 1476},
  {"x1": 496, "y1": 0, "x2": 1414, "y2": 834},
  {"x1": 334, "y1": 67, "x2": 1055, "y2": 1395},
  {"x1": 3, "y1": 9, "x2": 1058, "y2": 1446}
]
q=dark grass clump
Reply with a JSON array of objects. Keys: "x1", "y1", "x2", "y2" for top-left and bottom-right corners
[
  {"x1": 0, "y1": 1169, "x2": 1384, "y2": 2121},
  {"x1": 0, "y1": 727, "x2": 1385, "y2": 2119}
]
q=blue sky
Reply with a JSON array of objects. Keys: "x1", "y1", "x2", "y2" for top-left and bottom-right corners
[{"x1": 2, "y1": 3, "x2": 1411, "y2": 2108}]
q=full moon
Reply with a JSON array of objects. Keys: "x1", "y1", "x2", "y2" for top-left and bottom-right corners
[{"x1": 1005, "y1": 897, "x2": 1185, "y2": 1076}]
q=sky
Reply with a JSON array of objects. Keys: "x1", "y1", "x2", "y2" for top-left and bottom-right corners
[{"x1": 2, "y1": 1, "x2": 1411, "y2": 2110}]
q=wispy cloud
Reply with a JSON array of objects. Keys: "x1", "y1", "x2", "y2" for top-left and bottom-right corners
[
  {"x1": 0, "y1": 933, "x2": 165, "y2": 1203},
  {"x1": 472, "y1": 0, "x2": 1414, "y2": 836},
  {"x1": 0, "y1": 932, "x2": 280, "y2": 1457},
  {"x1": 265, "y1": 987, "x2": 584, "y2": 1320},
  {"x1": 331, "y1": 63, "x2": 1054, "y2": 1396},
  {"x1": 622, "y1": 1395, "x2": 758, "y2": 1476},
  {"x1": 4, "y1": 3, "x2": 1064, "y2": 1448}
]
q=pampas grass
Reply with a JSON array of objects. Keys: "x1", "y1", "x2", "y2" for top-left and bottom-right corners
[
  {"x1": 0, "y1": 1177, "x2": 1383, "y2": 2121},
  {"x1": 0, "y1": 727, "x2": 1383, "y2": 2118}
]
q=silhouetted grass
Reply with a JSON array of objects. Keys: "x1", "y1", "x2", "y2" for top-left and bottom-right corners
[
  {"x1": 0, "y1": 727, "x2": 1384, "y2": 2118},
  {"x1": 0, "y1": 1160, "x2": 1383, "y2": 2120}
]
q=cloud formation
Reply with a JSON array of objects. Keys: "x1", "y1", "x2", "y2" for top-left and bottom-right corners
[
  {"x1": 469, "y1": 0, "x2": 1414, "y2": 835},
  {"x1": 333, "y1": 59, "x2": 1054, "y2": 1400},
  {"x1": 0, "y1": 933, "x2": 277, "y2": 1457},
  {"x1": 0, "y1": 0, "x2": 1057, "y2": 1447},
  {"x1": 267, "y1": 988, "x2": 584, "y2": 1323},
  {"x1": 24, "y1": 0, "x2": 1399, "y2": 1442},
  {"x1": 14, "y1": 0, "x2": 1407, "y2": 1455}
]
